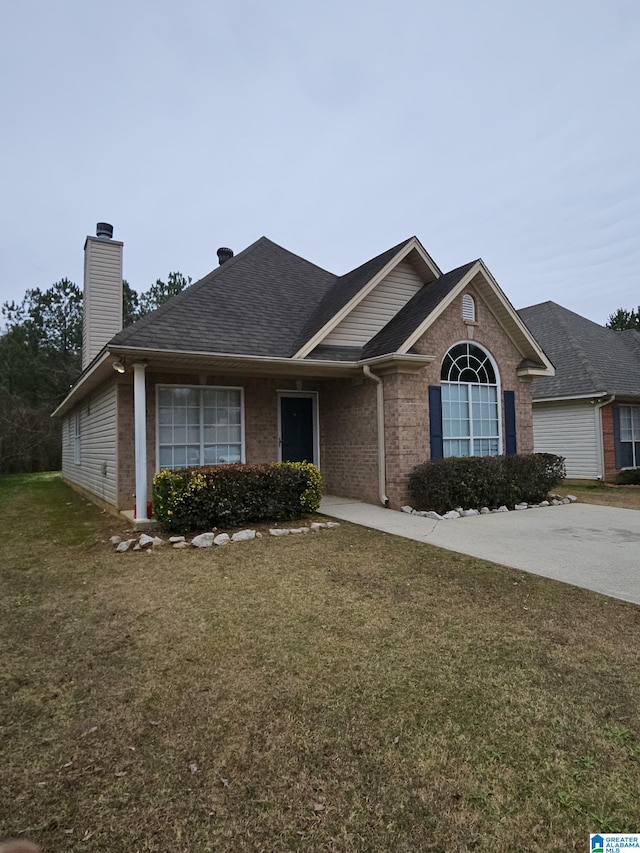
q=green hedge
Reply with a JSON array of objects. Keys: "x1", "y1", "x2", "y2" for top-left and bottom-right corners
[
  {"x1": 408, "y1": 453, "x2": 565, "y2": 515},
  {"x1": 152, "y1": 461, "x2": 322, "y2": 533},
  {"x1": 616, "y1": 468, "x2": 640, "y2": 485}
]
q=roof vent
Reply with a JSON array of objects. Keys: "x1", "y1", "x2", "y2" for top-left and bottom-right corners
[
  {"x1": 217, "y1": 247, "x2": 234, "y2": 265},
  {"x1": 96, "y1": 222, "x2": 113, "y2": 239}
]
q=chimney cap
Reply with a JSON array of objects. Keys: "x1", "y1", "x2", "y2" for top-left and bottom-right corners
[
  {"x1": 96, "y1": 222, "x2": 113, "y2": 239},
  {"x1": 217, "y1": 247, "x2": 234, "y2": 265}
]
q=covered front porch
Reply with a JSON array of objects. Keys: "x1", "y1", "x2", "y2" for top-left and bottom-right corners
[{"x1": 105, "y1": 346, "x2": 430, "y2": 521}]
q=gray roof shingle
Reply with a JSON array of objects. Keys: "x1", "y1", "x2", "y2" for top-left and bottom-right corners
[
  {"x1": 291, "y1": 238, "x2": 414, "y2": 354},
  {"x1": 109, "y1": 237, "x2": 337, "y2": 357},
  {"x1": 518, "y1": 301, "x2": 640, "y2": 399}
]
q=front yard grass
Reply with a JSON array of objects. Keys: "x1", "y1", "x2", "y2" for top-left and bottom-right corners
[
  {"x1": 2, "y1": 472, "x2": 640, "y2": 852},
  {"x1": 562, "y1": 479, "x2": 640, "y2": 510}
]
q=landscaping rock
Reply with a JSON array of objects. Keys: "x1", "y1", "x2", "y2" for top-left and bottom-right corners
[
  {"x1": 425, "y1": 511, "x2": 443, "y2": 520},
  {"x1": 192, "y1": 532, "x2": 216, "y2": 548},
  {"x1": 324, "y1": 522, "x2": 340, "y2": 528},
  {"x1": 514, "y1": 502, "x2": 528, "y2": 511},
  {"x1": 116, "y1": 539, "x2": 136, "y2": 552},
  {"x1": 232, "y1": 529, "x2": 256, "y2": 542},
  {"x1": 562, "y1": 497, "x2": 571, "y2": 504},
  {"x1": 480, "y1": 507, "x2": 490, "y2": 515},
  {"x1": 462, "y1": 509, "x2": 480, "y2": 517},
  {"x1": 109, "y1": 535, "x2": 122, "y2": 545},
  {"x1": 173, "y1": 540, "x2": 191, "y2": 549},
  {"x1": 309, "y1": 522, "x2": 323, "y2": 531},
  {"x1": 551, "y1": 499, "x2": 562, "y2": 506},
  {"x1": 169, "y1": 536, "x2": 185, "y2": 543},
  {"x1": 138, "y1": 533, "x2": 156, "y2": 548},
  {"x1": 567, "y1": 494, "x2": 578, "y2": 502},
  {"x1": 269, "y1": 528, "x2": 290, "y2": 537},
  {"x1": 497, "y1": 505, "x2": 509, "y2": 513},
  {"x1": 539, "y1": 500, "x2": 550, "y2": 507},
  {"x1": 401, "y1": 506, "x2": 413, "y2": 514},
  {"x1": 214, "y1": 533, "x2": 230, "y2": 546},
  {"x1": 442, "y1": 510, "x2": 460, "y2": 520},
  {"x1": 289, "y1": 528, "x2": 305, "y2": 534}
]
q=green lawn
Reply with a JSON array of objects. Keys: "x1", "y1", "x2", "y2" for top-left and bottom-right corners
[
  {"x1": 2, "y1": 473, "x2": 640, "y2": 852},
  {"x1": 562, "y1": 479, "x2": 640, "y2": 511}
]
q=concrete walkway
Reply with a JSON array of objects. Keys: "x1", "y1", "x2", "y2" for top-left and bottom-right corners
[{"x1": 320, "y1": 495, "x2": 640, "y2": 606}]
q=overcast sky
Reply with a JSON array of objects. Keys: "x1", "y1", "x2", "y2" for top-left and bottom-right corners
[{"x1": 1, "y1": 0, "x2": 638, "y2": 326}]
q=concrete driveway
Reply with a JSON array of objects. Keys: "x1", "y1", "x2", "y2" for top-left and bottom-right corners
[{"x1": 320, "y1": 496, "x2": 640, "y2": 606}]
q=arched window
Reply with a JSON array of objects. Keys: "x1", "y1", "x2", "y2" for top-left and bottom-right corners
[
  {"x1": 462, "y1": 293, "x2": 476, "y2": 322},
  {"x1": 440, "y1": 342, "x2": 500, "y2": 457}
]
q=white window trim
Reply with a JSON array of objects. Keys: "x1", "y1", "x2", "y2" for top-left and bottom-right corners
[
  {"x1": 276, "y1": 390, "x2": 320, "y2": 468},
  {"x1": 619, "y1": 403, "x2": 640, "y2": 469},
  {"x1": 155, "y1": 384, "x2": 245, "y2": 471},
  {"x1": 440, "y1": 340, "x2": 503, "y2": 457}
]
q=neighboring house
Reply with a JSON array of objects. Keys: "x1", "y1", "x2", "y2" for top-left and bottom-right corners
[
  {"x1": 518, "y1": 301, "x2": 640, "y2": 480},
  {"x1": 53, "y1": 224, "x2": 554, "y2": 520}
]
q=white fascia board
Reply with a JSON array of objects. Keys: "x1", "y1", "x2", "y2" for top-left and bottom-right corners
[
  {"x1": 532, "y1": 392, "x2": 607, "y2": 403},
  {"x1": 110, "y1": 345, "x2": 360, "y2": 370},
  {"x1": 358, "y1": 353, "x2": 435, "y2": 368},
  {"x1": 397, "y1": 262, "x2": 481, "y2": 353},
  {"x1": 517, "y1": 366, "x2": 557, "y2": 377},
  {"x1": 293, "y1": 237, "x2": 436, "y2": 359}
]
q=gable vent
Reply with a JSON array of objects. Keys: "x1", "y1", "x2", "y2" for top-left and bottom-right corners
[{"x1": 462, "y1": 293, "x2": 476, "y2": 322}]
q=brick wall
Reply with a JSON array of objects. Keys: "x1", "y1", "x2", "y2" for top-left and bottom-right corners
[
  {"x1": 601, "y1": 402, "x2": 621, "y2": 482},
  {"x1": 318, "y1": 377, "x2": 379, "y2": 503},
  {"x1": 382, "y1": 280, "x2": 535, "y2": 506}
]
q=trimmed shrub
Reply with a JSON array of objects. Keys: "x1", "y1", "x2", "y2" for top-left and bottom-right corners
[
  {"x1": 617, "y1": 468, "x2": 640, "y2": 485},
  {"x1": 152, "y1": 461, "x2": 322, "y2": 532},
  {"x1": 408, "y1": 453, "x2": 565, "y2": 515}
]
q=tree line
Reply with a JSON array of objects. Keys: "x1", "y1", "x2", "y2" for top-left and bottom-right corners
[
  {"x1": 606, "y1": 306, "x2": 640, "y2": 330},
  {"x1": 0, "y1": 273, "x2": 190, "y2": 474}
]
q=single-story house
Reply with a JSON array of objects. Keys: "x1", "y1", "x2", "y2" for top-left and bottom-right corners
[
  {"x1": 518, "y1": 301, "x2": 640, "y2": 480},
  {"x1": 53, "y1": 224, "x2": 554, "y2": 519}
]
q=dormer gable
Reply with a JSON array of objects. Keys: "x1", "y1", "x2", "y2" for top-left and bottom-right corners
[{"x1": 293, "y1": 237, "x2": 439, "y2": 358}]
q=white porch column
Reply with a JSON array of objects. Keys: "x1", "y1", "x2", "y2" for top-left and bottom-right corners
[{"x1": 133, "y1": 362, "x2": 148, "y2": 520}]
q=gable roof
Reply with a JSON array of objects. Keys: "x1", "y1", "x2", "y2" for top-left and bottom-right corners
[
  {"x1": 361, "y1": 261, "x2": 477, "y2": 358},
  {"x1": 518, "y1": 301, "x2": 640, "y2": 399},
  {"x1": 291, "y1": 237, "x2": 416, "y2": 356},
  {"x1": 109, "y1": 237, "x2": 337, "y2": 358}
]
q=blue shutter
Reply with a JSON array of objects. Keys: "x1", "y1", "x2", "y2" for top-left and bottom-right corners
[
  {"x1": 429, "y1": 385, "x2": 443, "y2": 459},
  {"x1": 504, "y1": 390, "x2": 517, "y2": 455},
  {"x1": 613, "y1": 406, "x2": 622, "y2": 469}
]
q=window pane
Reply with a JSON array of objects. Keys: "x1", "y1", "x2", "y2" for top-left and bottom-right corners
[
  {"x1": 173, "y1": 446, "x2": 187, "y2": 467},
  {"x1": 632, "y1": 407, "x2": 640, "y2": 437},
  {"x1": 173, "y1": 426, "x2": 186, "y2": 443},
  {"x1": 619, "y1": 442, "x2": 634, "y2": 468},
  {"x1": 227, "y1": 445, "x2": 242, "y2": 463},
  {"x1": 187, "y1": 425, "x2": 200, "y2": 442},
  {"x1": 159, "y1": 447, "x2": 172, "y2": 468},
  {"x1": 229, "y1": 407, "x2": 241, "y2": 425},
  {"x1": 173, "y1": 407, "x2": 186, "y2": 425},
  {"x1": 620, "y1": 407, "x2": 633, "y2": 441},
  {"x1": 187, "y1": 446, "x2": 200, "y2": 466},
  {"x1": 159, "y1": 426, "x2": 172, "y2": 443}
]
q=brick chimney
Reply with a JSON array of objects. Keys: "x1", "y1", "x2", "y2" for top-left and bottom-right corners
[{"x1": 82, "y1": 222, "x2": 123, "y2": 369}]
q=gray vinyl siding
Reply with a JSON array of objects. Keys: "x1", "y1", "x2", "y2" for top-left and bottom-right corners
[
  {"x1": 82, "y1": 237, "x2": 123, "y2": 368},
  {"x1": 532, "y1": 401, "x2": 600, "y2": 479},
  {"x1": 323, "y1": 259, "x2": 424, "y2": 346},
  {"x1": 62, "y1": 383, "x2": 118, "y2": 505}
]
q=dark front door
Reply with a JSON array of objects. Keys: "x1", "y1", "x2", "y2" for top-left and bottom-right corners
[{"x1": 280, "y1": 396, "x2": 315, "y2": 463}]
